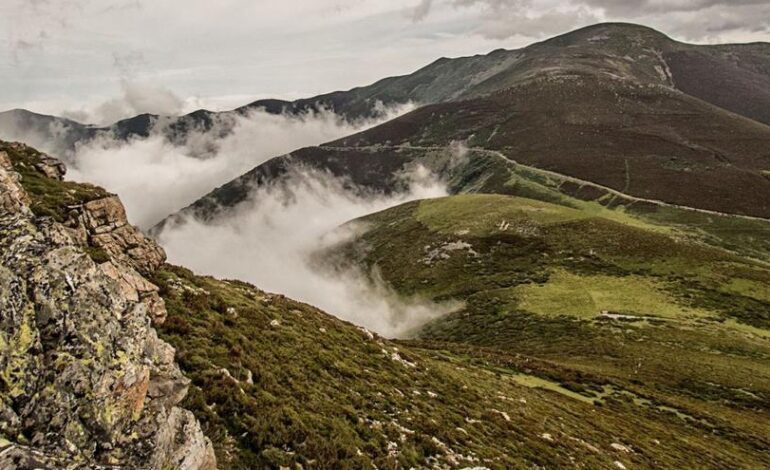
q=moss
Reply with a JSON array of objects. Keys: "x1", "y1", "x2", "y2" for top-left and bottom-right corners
[
  {"x1": 0, "y1": 308, "x2": 38, "y2": 400},
  {"x1": 152, "y1": 263, "x2": 770, "y2": 469},
  {"x1": 84, "y1": 246, "x2": 111, "y2": 264},
  {"x1": 1, "y1": 142, "x2": 110, "y2": 222}
]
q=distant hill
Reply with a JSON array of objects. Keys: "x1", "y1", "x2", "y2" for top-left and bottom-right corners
[
  {"x1": 5, "y1": 136, "x2": 770, "y2": 467},
  {"x1": 159, "y1": 22, "x2": 770, "y2": 227},
  {"x1": 4, "y1": 23, "x2": 769, "y2": 159}
]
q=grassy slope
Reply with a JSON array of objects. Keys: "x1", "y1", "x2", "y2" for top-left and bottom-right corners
[
  {"x1": 147, "y1": 194, "x2": 767, "y2": 467},
  {"x1": 327, "y1": 193, "x2": 770, "y2": 467},
  {"x1": 0, "y1": 141, "x2": 109, "y2": 221},
  {"x1": 153, "y1": 264, "x2": 770, "y2": 469},
  {"x1": 450, "y1": 148, "x2": 770, "y2": 263},
  {"x1": 6, "y1": 143, "x2": 770, "y2": 467}
]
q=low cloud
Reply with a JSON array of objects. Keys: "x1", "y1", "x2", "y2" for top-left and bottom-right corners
[
  {"x1": 68, "y1": 97, "x2": 453, "y2": 336},
  {"x1": 67, "y1": 102, "x2": 416, "y2": 229},
  {"x1": 158, "y1": 166, "x2": 458, "y2": 337},
  {"x1": 60, "y1": 80, "x2": 186, "y2": 125}
]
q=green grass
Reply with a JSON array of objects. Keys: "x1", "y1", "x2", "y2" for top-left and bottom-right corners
[
  {"x1": 508, "y1": 270, "x2": 709, "y2": 320},
  {"x1": 509, "y1": 373, "x2": 597, "y2": 404},
  {"x1": 1, "y1": 142, "x2": 109, "y2": 221},
  {"x1": 415, "y1": 193, "x2": 585, "y2": 236},
  {"x1": 631, "y1": 204, "x2": 770, "y2": 263},
  {"x1": 154, "y1": 264, "x2": 770, "y2": 469},
  {"x1": 328, "y1": 191, "x2": 770, "y2": 467}
]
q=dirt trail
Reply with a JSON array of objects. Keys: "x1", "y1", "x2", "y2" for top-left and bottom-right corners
[{"x1": 321, "y1": 144, "x2": 770, "y2": 224}]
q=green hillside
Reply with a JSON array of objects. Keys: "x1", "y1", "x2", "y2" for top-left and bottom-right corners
[
  {"x1": 153, "y1": 262, "x2": 770, "y2": 468},
  {"x1": 322, "y1": 192, "x2": 770, "y2": 466}
]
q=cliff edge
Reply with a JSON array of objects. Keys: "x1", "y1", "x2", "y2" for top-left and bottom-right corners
[{"x1": 0, "y1": 141, "x2": 216, "y2": 468}]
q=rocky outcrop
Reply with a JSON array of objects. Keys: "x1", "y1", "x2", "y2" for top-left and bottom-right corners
[
  {"x1": 71, "y1": 195, "x2": 166, "y2": 274},
  {"x1": 0, "y1": 151, "x2": 30, "y2": 213},
  {"x1": 26, "y1": 150, "x2": 166, "y2": 277},
  {"x1": 14, "y1": 145, "x2": 169, "y2": 325},
  {"x1": 0, "y1": 149, "x2": 216, "y2": 468}
]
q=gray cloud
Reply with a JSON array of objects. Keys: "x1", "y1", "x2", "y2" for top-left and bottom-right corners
[
  {"x1": 3, "y1": 0, "x2": 769, "y2": 117},
  {"x1": 112, "y1": 51, "x2": 147, "y2": 78},
  {"x1": 411, "y1": 0, "x2": 434, "y2": 21},
  {"x1": 583, "y1": 0, "x2": 770, "y2": 15},
  {"x1": 410, "y1": 0, "x2": 770, "y2": 41},
  {"x1": 103, "y1": 81, "x2": 184, "y2": 120},
  {"x1": 456, "y1": 1, "x2": 600, "y2": 40}
]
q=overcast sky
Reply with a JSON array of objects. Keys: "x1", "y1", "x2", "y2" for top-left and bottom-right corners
[{"x1": 3, "y1": 0, "x2": 769, "y2": 123}]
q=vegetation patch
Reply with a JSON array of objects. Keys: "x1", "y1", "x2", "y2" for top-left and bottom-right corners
[
  {"x1": 415, "y1": 193, "x2": 584, "y2": 236},
  {"x1": 510, "y1": 270, "x2": 709, "y2": 320},
  {"x1": 2, "y1": 142, "x2": 109, "y2": 221}
]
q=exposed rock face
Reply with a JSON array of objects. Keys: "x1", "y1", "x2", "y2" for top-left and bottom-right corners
[
  {"x1": 29, "y1": 150, "x2": 166, "y2": 277},
  {"x1": 0, "y1": 150, "x2": 216, "y2": 468},
  {"x1": 0, "y1": 151, "x2": 30, "y2": 213},
  {"x1": 32, "y1": 153, "x2": 67, "y2": 180},
  {"x1": 75, "y1": 195, "x2": 166, "y2": 274}
]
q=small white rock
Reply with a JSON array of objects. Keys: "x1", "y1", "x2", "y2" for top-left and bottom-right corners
[{"x1": 611, "y1": 443, "x2": 632, "y2": 453}]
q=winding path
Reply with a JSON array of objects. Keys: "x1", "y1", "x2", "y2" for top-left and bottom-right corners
[{"x1": 321, "y1": 143, "x2": 770, "y2": 224}]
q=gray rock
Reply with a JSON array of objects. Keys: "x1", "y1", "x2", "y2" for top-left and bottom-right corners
[{"x1": 0, "y1": 153, "x2": 216, "y2": 468}]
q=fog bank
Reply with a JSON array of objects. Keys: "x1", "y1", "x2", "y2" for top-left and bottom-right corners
[
  {"x1": 158, "y1": 167, "x2": 460, "y2": 337},
  {"x1": 67, "y1": 103, "x2": 414, "y2": 228}
]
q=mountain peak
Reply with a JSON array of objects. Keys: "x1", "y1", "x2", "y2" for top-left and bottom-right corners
[{"x1": 539, "y1": 22, "x2": 673, "y2": 48}]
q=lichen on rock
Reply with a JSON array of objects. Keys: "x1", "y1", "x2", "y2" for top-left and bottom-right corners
[
  {"x1": 0, "y1": 142, "x2": 215, "y2": 468},
  {"x1": 71, "y1": 195, "x2": 166, "y2": 275}
]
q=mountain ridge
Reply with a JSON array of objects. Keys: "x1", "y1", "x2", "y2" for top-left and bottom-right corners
[
  {"x1": 5, "y1": 138, "x2": 770, "y2": 468},
  {"x1": 3, "y1": 21, "x2": 770, "y2": 468},
  {"x1": 141, "y1": 22, "x2": 770, "y2": 230},
  {"x1": 3, "y1": 22, "x2": 769, "y2": 159}
]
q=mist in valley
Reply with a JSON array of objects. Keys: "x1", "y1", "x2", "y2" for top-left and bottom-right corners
[
  {"x1": 65, "y1": 104, "x2": 414, "y2": 229},
  {"x1": 156, "y1": 166, "x2": 460, "y2": 337},
  {"x1": 3, "y1": 100, "x2": 460, "y2": 337}
]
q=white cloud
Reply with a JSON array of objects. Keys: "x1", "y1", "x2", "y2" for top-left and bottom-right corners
[
  {"x1": 411, "y1": 0, "x2": 434, "y2": 21},
  {"x1": 63, "y1": 89, "x2": 452, "y2": 337},
  {"x1": 84, "y1": 81, "x2": 185, "y2": 124},
  {"x1": 158, "y1": 166, "x2": 458, "y2": 338},
  {"x1": 5, "y1": 0, "x2": 766, "y2": 120},
  {"x1": 66, "y1": 102, "x2": 416, "y2": 228}
]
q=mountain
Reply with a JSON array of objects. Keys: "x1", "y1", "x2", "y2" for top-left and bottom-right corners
[
  {"x1": 158, "y1": 23, "x2": 770, "y2": 230},
  {"x1": 5, "y1": 139, "x2": 770, "y2": 468},
  {"x1": 3, "y1": 22, "x2": 770, "y2": 469},
  {"x1": 0, "y1": 109, "x2": 98, "y2": 156},
  {"x1": 4, "y1": 23, "x2": 769, "y2": 160}
]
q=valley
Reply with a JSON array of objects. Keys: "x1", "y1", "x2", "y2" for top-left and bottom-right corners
[{"x1": 1, "y1": 20, "x2": 769, "y2": 469}]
